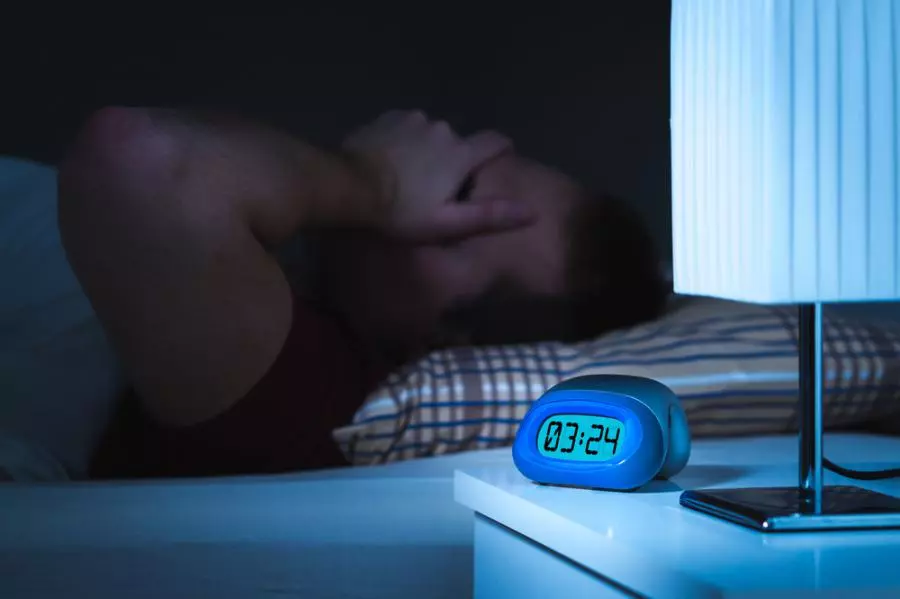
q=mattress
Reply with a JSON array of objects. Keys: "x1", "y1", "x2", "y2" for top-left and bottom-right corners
[{"x1": 0, "y1": 448, "x2": 513, "y2": 599}]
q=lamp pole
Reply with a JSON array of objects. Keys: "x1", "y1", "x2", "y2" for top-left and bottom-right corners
[{"x1": 798, "y1": 304, "x2": 824, "y2": 512}]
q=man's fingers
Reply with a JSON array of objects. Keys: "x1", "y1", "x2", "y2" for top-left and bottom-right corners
[
  {"x1": 432, "y1": 197, "x2": 536, "y2": 240},
  {"x1": 463, "y1": 130, "x2": 514, "y2": 171}
]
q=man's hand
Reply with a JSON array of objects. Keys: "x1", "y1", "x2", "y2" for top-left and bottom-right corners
[{"x1": 342, "y1": 110, "x2": 536, "y2": 243}]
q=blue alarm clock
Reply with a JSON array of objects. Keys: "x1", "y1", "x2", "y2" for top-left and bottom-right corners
[{"x1": 512, "y1": 375, "x2": 691, "y2": 491}]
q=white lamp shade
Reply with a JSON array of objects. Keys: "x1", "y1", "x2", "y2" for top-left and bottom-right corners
[{"x1": 671, "y1": 0, "x2": 900, "y2": 304}]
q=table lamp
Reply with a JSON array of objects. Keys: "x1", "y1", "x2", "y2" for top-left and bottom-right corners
[{"x1": 671, "y1": 0, "x2": 900, "y2": 531}]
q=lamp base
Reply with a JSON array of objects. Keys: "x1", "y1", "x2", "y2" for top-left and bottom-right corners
[{"x1": 680, "y1": 486, "x2": 900, "y2": 532}]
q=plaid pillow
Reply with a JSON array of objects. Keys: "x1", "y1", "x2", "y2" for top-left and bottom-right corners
[{"x1": 332, "y1": 297, "x2": 900, "y2": 465}]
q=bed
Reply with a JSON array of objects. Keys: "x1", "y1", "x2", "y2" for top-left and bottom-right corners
[
  {"x1": 0, "y1": 449, "x2": 499, "y2": 599},
  {"x1": 3, "y1": 155, "x2": 900, "y2": 598}
]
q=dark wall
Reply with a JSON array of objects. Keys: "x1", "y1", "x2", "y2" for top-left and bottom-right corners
[
  {"x1": 486, "y1": 5, "x2": 672, "y2": 253},
  {"x1": 3, "y1": 3, "x2": 672, "y2": 254}
]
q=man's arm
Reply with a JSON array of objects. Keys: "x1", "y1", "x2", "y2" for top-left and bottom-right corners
[
  {"x1": 59, "y1": 107, "x2": 523, "y2": 430},
  {"x1": 58, "y1": 107, "x2": 381, "y2": 426}
]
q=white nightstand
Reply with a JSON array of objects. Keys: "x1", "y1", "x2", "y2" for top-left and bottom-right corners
[{"x1": 454, "y1": 434, "x2": 900, "y2": 598}]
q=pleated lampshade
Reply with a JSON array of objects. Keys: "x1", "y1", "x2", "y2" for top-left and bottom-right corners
[{"x1": 671, "y1": 0, "x2": 900, "y2": 304}]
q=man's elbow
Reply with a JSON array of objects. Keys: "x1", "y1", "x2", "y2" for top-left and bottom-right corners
[{"x1": 58, "y1": 107, "x2": 181, "y2": 215}]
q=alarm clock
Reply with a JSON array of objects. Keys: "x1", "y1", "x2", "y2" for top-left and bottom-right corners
[{"x1": 512, "y1": 374, "x2": 691, "y2": 491}]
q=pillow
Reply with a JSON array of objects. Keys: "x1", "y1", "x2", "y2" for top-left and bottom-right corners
[
  {"x1": 333, "y1": 297, "x2": 900, "y2": 465},
  {"x1": 0, "y1": 157, "x2": 125, "y2": 480}
]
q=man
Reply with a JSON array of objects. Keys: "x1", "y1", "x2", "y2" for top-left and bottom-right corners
[{"x1": 58, "y1": 107, "x2": 667, "y2": 478}]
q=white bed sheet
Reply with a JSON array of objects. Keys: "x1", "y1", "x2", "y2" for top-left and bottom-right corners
[{"x1": 0, "y1": 448, "x2": 515, "y2": 599}]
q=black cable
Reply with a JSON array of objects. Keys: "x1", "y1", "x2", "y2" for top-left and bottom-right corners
[{"x1": 824, "y1": 457, "x2": 900, "y2": 481}]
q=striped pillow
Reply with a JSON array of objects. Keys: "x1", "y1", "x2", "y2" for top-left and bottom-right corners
[{"x1": 332, "y1": 297, "x2": 900, "y2": 465}]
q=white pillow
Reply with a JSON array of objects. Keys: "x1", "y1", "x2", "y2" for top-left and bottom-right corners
[{"x1": 0, "y1": 157, "x2": 124, "y2": 480}]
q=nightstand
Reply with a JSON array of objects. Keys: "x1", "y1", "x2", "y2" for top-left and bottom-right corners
[{"x1": 454, "y1": 434, "x2": 900, "y2": 598}]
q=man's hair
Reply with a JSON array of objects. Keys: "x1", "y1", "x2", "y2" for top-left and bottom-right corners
[
  {"x1": 562, "y1": 192, "x2": 671, "y2": 338},
  {"x1": 440, "y1": 193, "x2": 671, "y2": 346}
]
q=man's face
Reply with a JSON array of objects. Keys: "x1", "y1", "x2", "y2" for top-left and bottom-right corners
[{"x1": 321, "y1": 153, "x2": 583, "y2": 356}]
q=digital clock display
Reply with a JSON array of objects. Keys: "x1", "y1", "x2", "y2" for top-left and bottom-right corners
[{"x1": 537, "y1": 414, "x2": 624, "y2": 462}]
